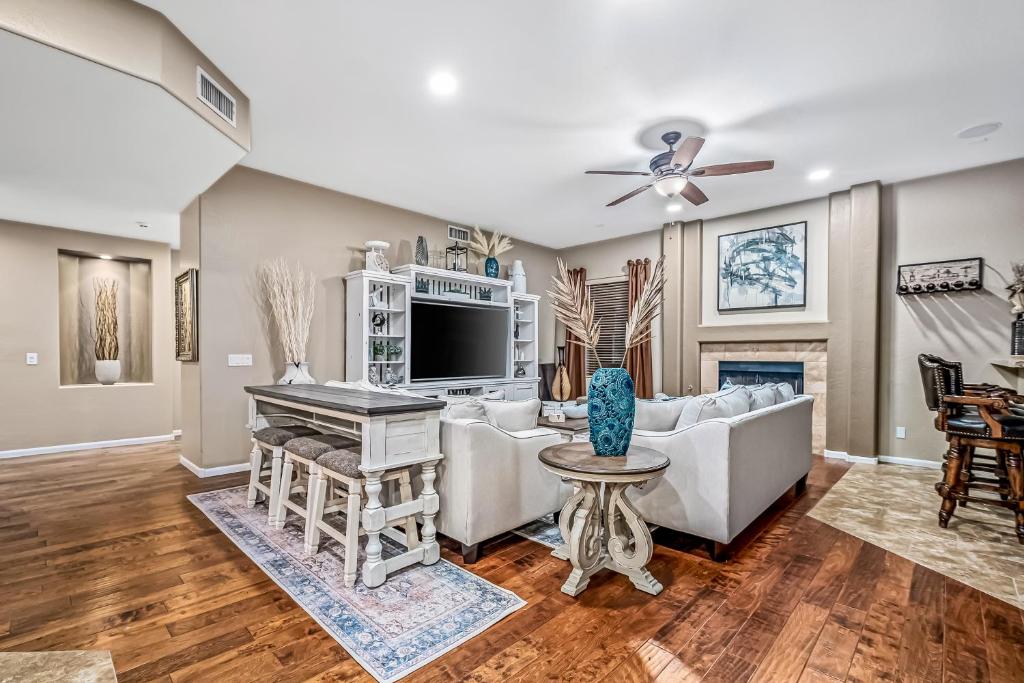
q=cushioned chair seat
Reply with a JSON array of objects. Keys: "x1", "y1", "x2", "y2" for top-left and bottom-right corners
[
  {"x1": 254, "y1": 425, "x2": 320, "y2": 446},
  {"x1": 284, "y1": 434, "x2": 360, "y2": 459},
  {"x1": 316, "y1": 449, "x2": 364, "y2": 478},
  {"x1": 946, "y1": 413, "x2": 1024, "y2": 440}
]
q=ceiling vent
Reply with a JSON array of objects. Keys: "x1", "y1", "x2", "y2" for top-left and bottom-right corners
[{"x1": 196, "y1": 66, "x2": 236, "y2": 127}]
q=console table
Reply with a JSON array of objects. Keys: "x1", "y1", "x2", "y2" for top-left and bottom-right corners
[
  {"x1": 245, "y1": 384, "x2": 446, "y2": 587},
  {"x1": 538, "y1": 442, "x2": 669, "y2": 597}
]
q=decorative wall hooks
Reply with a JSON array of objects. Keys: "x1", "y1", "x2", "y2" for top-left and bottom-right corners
[{"x1": 897, "y1": 257, "x2": 983, "y2": 295}]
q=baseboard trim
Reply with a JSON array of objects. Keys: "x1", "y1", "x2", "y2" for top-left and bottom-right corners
[
  {"x1": 823, "y1": 449, "x2": 848, "y2": 461},
  {"x1": 178, "y1": 455, "x2": 251, "y2": 478},
  {"x1": 172, "y1": 429, "x2": 182, "y2": 437},
  {"x1": 0, "y1": 434, "x2": 176, "y2": 459},
  {"x1": 878, "y1": 455, "x2": 942, "y2": 469},
  {"x1": 823, "y1": 449, "x2": 878, "y2": 465}
]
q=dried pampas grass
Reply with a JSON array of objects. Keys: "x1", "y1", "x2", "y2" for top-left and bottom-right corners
[
  {"x1": 467, "y1": 226, "x2": 514, "y2": 258},
  {"x1": 93, "y1": 278, "x2": 119, "y2": 361},
  {"x1": 259, "y1": 259, "x2": 316, "y2": 363},
  {"x1": 548, "y1": 258, "x2": 602, "y2": 366}
]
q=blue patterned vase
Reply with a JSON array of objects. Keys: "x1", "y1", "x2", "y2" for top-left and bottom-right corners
[
  {"x1": 587, "y1": 367, "x2": 635, "y2": 456},
  {"x1": 484, "y1": 256, "x2": 499, "y2": 278}
]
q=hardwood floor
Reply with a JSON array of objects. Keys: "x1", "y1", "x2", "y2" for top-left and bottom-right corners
[{"x1": 1, "y1": 443, "x2": 1021, "y2": 682}]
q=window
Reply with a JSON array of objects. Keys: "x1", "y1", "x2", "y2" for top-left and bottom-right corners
[{"x1": 585, "y1": 279, "x2": 629, "y2": 376}]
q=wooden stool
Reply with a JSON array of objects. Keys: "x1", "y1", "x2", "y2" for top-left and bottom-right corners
[
  {"x1": 247, "y1": 424, "x2": 321, "y2": 523},
  {"x1": 272, "y1": 433, "x2": 360, "y2": 530},
  {"x1": 306, "y1": 449, "x2": 420, "y2": 587}
]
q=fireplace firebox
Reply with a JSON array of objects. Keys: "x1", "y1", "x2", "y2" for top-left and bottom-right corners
[{"x1": 718, "y1": 361, "x2": 804, "y2": 394}]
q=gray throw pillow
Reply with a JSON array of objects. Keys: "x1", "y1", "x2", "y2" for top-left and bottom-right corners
[
  {"x1": 482, "y1": 398, "x2": 541, "y2": 432},
  {"x1": 774, "y1": 382, "x2": 796, "y2": 402},
  {"x1": 677, "y1": 385, "x2": 752, "y2": 427},
  {"x1": 445, "y1": 401, "x2": 488, "y2": 421},
  {"x1": 635, "y1": 397, "x2": 692, "y2": 431},
  {"x1": 749, "y1": 384, "x2": 778, "y2": 411}
]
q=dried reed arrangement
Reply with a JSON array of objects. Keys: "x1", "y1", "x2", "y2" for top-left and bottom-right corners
[
  {"x1": 259, "y1": 259, "x2": 316, "y2": 363},
  {"x1": 467, "y1": 226, "x2": 514, "y2": 258},
  {"x1": 548, "y1": 256, "x2": 666, "y2": 368},
  {"x1": 93, "y1": 278, "x2": 119, "y2": 361},
  {"x1": 1008, "y1": 262, "x2": 1024, "y2": 315}
]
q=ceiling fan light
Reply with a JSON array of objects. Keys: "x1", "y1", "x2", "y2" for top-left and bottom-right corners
[{"x1": 654, "y1": 176, "x2": 687, "y2": 197}]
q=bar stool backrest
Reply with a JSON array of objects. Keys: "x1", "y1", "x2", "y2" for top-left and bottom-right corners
[{"x1": 918, "y1": 353, "x2": 965, "y2": 414}]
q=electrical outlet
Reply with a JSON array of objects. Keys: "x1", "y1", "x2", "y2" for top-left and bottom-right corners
[
  {"x1": 228, "y1": 354, "x2": 253, "y2": 367},
  {"x1": 25, "y1": 352, "x2": 38, "y2": 365},
  {"x1": 895, "y1": 426, "x2": 907, "y2": 439}
]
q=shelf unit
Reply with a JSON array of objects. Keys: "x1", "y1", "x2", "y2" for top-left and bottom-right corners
[
  {"x1": 345, "y1": 270, "x2": 410, "y2": 385},
  {"x1": 511, "y1": 293, "x2": 540, "y2": 382}
]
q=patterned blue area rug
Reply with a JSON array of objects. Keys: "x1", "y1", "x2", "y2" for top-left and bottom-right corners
[
  {"x1": 189, "y1": 486, "x2": 525, "y2": 682},
  {"x1": 513, "y1": 513, "x2": 563, "y2": 548}
]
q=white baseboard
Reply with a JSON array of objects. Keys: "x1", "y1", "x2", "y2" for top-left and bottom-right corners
[
  {"x1": 172, "y1": 429, "x2": 182, "y2": 437},
  {"x1": 178, "y1": 455, "x2": 251, "y2": 478},
  {"x1": 878, "y1": 455, "x2": 942, "y2": 469},
  {"x1": 823, "y1": 449, "x2": 878, "y2": 465},
  {"x1": 0, "y1": 434, "x2": 176, "y2": 460},
  {"x1": 823, "y1": 448, "x2": 848, "y2": 461},
  {"x1": 824, "y1": 448, "x2": 940, "y2": 469}
]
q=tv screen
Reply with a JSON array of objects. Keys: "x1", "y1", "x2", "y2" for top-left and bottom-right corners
[{"x1": 410, "y1": 301, "x2": 508, "y2": 381}]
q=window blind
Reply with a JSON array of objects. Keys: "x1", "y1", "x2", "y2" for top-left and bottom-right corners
[{"x1": 585, "y1": 279, "x2": 629, "y2": 376}]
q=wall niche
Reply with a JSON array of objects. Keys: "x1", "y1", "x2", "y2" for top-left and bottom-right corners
[{"x1": 58, "y1": 250, "x2": 153, "y2": 386}]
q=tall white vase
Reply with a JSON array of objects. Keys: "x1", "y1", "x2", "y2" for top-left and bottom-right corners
[
  {"x1": 510, "y1": 259, "x2": 527, "y2": 293},
  {"x1": 278, "y1": 361, "x2": 316, "y2": 385},
  {"x1": 95, "y1": 359, "x2": 121, "y2": 385}
]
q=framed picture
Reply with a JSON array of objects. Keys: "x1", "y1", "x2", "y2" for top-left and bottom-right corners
[
  {"x1": 718, "y1": 221, "x2": 807, "y2": 312},
  {"x1": 174, "y1": 269, "x2": 198, "y2": 361}
]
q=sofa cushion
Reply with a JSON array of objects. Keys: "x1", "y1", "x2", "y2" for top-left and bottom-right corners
[
  {"x1": 482, "y1": 398, "x2": 541, "y2": 431},
  {"x1": 677, "y1": 385, "x2": 752, "y2": 427},
  {"x1": 635, "y1": 397, "x2": 692, "y2": 431},
  {"x1": 445, "y1": 400, "x2": 488, "y2": 421},
  {"x1": 774, "y1": 382, "x2": 796, "y2": 403},
  {"x1": 749, "y1": 384, "x2": 778, "y2": 411}
]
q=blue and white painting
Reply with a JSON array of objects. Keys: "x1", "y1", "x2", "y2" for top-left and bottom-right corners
[{"x1": 718, "y1": 222, "x2": 807, "y2": 311}]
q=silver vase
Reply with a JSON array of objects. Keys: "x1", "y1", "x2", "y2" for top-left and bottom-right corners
[
  {"x1": 278, "y1": 361, "x2": 316, "y2": 385},
  {"x1": 415, "y1": 236, "x2": 429, "y2": 266}
]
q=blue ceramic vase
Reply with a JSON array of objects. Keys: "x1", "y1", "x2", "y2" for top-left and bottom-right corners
[
  {"x1": 484, "y1": 256, "x2": 500, "y2": 278},
  {"x1": 587, "y1": 367, "x2": 635, "y2": 456}
]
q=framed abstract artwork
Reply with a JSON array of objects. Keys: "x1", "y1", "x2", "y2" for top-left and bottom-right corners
[
  {"x1": 718, "y1": 221, "x2": 807, "y2": 312},
  {"x1": 174, "y1": 268, "x2": 199, "y2": 361}
]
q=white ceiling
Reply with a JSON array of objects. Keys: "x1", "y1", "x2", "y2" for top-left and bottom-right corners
[
  {"x1": 0, "y1": 29, "x2": 246, "y2": 248},
  {"x1": 121, "y1": 2, "x2": 1024, "y2": 247}
]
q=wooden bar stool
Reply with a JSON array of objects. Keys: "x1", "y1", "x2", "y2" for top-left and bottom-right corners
[
  {"x1": 272, "y1": 433, "x2": 360, "y2": 530},
  {"x1": 305, "y1": 450, "x2": 420, "y2": 587},
  {"x1": 247, "y1": 424, "x2": 321, "y2": 523}
]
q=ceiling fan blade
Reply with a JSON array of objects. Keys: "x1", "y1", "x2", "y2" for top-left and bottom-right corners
[
  {"x1": 680, "y1": 181, "x2": 708, "y2": 206},
  {"x1": 606, "y1": 184, "x2": 652, "y2": 207},
  {"x1": 585, "y1": 170, "x2": 652, "y2": 176},
  {"x1": 670, "y1": 136, "x2": 705, "y2": 169},
  {"x1": 689, "y1": 160, "x2": 774, "y2": 177}
]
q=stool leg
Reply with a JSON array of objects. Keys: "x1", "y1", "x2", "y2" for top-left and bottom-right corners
[
  {"x1": 961, "y1": 446, "x2": 974, "y2": 506},
  {"x1": 304, "y1": 466, "x2": 327, "y2": 555},
  {"x1": 273, "y1": 455, "x2": 293, "y2": 529},
  {"x1": 268, "y1": 446, "x2": 285, "y2": 526},
  {"x1": 344, "y1": 480, "x2": 362, "y2": 587},
  {"x1": 420, "y1": 461, "x2": 440, "y2": 565},
  {"x1": 246, "y1": 441, "x2": 263, "y2": 508},
  {"x1": 362, "y1": 473, "x2": 386, "y2": 588},
  {"x1": 937, "y1": 441, "x2": 965, "y2": 528},
  {"x1": 1004, "y1": 449, "x2": 1024, "y2": 544},
  {"x1": 399, "y1": 469, "x2": 420, "y2": 550}
]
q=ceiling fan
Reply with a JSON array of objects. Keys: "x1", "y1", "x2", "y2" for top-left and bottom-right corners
[{"x1": 585, "y1": 131, "x2": 774, "y2": 207}]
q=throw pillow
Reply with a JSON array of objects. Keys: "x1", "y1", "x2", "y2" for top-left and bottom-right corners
[
  {"x1": 635, "y1": 397, "x2": 692, "y2": 431},
  {"x1": 774, "y1": 382, "x2": 796, "y2": 402},
  {"x1": 749, "y1": 384, "x2": 778, "y2": 411},
  {"x1": 482, "y1": 398, "x2": 541, "y2": 432},
  {"x1": 445, "y1": 401, "x2": 488, "y2": 421},
  {"x1": 677, "y1": 385, "x2": 752, "y2": 427}
]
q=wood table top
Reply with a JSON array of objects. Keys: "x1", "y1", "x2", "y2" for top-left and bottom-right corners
[
  {"x1": 244, "y1": 384, "x2": 446, "y2": 416},
  {"x1": 538, "y1": 441, "x2": 668, "y2": 476},
  {"x1": 537, "y1": 416, "x2": 589, "y2": 433}
]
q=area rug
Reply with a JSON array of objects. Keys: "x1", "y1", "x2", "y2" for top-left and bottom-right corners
[
  {"x1": 809, "y1": 463, "x2": 1023, "y2": 609},
  {"x1": 513, "y1": 513, "x2": 563, "y2": 548},
  {"x1": 189, "y1": 486, "x2": 525, "y2": 682},
  {"x1": 0, "y1": 651, "x2": 117, "y2": 683}
]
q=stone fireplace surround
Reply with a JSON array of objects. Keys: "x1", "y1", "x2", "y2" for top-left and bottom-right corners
[{"x1": 700, "y1": 341, "x2": 827, "y2": 455}]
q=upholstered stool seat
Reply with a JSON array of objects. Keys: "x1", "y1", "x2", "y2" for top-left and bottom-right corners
[
  {"x1": 272, "y1": 433, "x2": 361, "y2": 531},
  {"x1": 316, "y1": 448, "x2": 363, "y2": 477},
  {"x1": 253, "y1": 425, "x2": 320, "y2": 446},
  {"x1": 248, "y1": 424, "x2": 324, "y2": 522},
  {"x1": 283, "y1": 434, "x2": 359, "y2": 459},
  {"x1": 947, "y1": 414, "x2": 1024, "y2": 440}
]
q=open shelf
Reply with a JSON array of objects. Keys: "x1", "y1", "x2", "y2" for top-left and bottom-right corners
[{"x1": 411, "y1": 293, "x2": 508, "y2": 308}]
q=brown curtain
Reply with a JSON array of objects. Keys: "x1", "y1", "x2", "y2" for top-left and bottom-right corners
[
  {"x1": 564, "y1": 266, "x2": 588, "y2": 399},
  {"x1": 625, "y1": 258, "x2": 654, "y2": 398}
]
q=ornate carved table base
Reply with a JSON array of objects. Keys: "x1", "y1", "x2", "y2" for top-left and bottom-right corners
[{"x1": 539, "y1": 442, "x2": 669, "y2": 597}]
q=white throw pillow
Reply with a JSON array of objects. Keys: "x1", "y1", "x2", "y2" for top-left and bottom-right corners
[
  {"x1": 635, "y1": 397, "x2": 692, "y2": 431},
  {"x1": 445, "y1": 401, "x2": 488, "y2": 421},
  {"x1": 749, "y1": 384, "x2": 778, "y2": 411},
  {"x1": 482, "y1": 398, "x2": 541, "y2": 432},
  {"x1": 774, "y1": 382, "x2": 796, "y2": 402},
  {"x1": 677, "y1": 385, "x2": 752, "y2": 427}
]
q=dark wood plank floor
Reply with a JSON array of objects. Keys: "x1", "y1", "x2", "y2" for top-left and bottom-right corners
[{"x1": 1, "y1": 444, "x2": 1021, "y2": 682}]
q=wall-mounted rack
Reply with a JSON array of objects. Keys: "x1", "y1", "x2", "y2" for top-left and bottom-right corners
[{"x1": 896, "y1": 257, "x2": 983, "y2": 295}]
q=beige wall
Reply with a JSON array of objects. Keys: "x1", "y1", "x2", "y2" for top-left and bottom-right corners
[
  {"x1": 185, "y1": 166, "x2": 559, "y2": 468},
  {"x1": 0, "y1": 220, "x2": 174, "y2": 451},
  {"x1": 178, "y1": 198, "x2": 202, "y2": 464},
  {"x1": 879, "y1": 159, "x2": 1024, "y2": 462}
]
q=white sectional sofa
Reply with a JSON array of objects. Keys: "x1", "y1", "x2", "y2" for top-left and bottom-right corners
[{"x1": 628, "y1": 384, "x2": 814, "y2": 559}]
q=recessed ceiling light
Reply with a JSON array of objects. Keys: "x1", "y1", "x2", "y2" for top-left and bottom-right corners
[
  {"x1": 957, "y1": 122, "x2": 1001, "y2": 139},
  {"x1": 807, "y1": 168, "x2": 831, "y2": 181},
  {"x1": 666, "y1": 203, "x2": 683, "y2": 213},
  {"x1": 428, "y1": 71, "x2": 458, "y2": 97},
  {"x1": 98, "y1": 254, "x2": 113, "y2": 260}
]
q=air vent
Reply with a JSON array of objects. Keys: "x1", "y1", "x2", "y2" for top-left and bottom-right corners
[
  {"x1": 196, "y1": 67, "x2": 236, "y2": 127},
  {"x1": 448, "y1": 225, "x2": 470, "y2": 242}
]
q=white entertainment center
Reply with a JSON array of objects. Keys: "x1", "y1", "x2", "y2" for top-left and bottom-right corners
[{"x1": 345, "y1": 265, "x2": 541, "y2": 400}]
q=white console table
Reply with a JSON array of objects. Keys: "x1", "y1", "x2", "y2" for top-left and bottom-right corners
[{"x1": 245, "y1": 384, "x2": 445, "y2": 588}]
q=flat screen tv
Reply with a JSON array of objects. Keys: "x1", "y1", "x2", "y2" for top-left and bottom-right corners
[{"x1": 410, "y1": 301, "x2": 508, "y2": 381}]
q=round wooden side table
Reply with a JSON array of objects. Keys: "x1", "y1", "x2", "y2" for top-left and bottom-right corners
[{"x1": 538, "y1": 442, "x2": 669, "y2": 597}]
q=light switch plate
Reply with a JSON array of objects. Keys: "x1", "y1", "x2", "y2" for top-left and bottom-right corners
[
  {"x1": 228, "y1": 354, "x2": 253, "y2": 367},
  {"x1": 895, "y1": 426, "x2": 907, "y2": 439},
  {"x1": 26, "y1": 352, "x2": 38, "y2": 365}
]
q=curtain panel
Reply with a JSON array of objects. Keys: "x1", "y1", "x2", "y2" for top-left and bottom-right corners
[{"x1": 625, "y1": 258, "x2": 654, "y2": 398}]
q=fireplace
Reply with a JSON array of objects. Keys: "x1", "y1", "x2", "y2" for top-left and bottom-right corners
[{"x1": 718, "y1": 360, "x2": 804, "y2": 394}]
